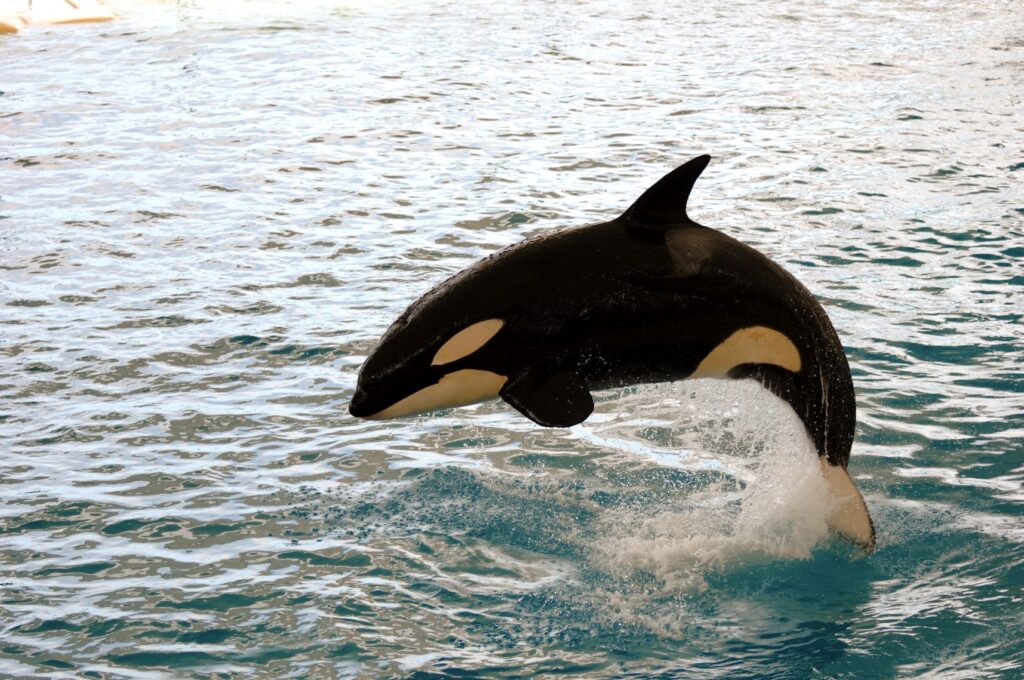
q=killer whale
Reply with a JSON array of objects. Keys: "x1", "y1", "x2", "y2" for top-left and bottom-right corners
[{"x1": 348, "y1": 155, "x2": 875, "y2": 551}]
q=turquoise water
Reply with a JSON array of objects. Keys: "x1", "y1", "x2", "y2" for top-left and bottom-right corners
[{"x1": 2, "y1": 0, "x2": 1022, "y2": 677}]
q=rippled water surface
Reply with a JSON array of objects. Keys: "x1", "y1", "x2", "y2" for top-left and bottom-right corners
[{"x1": 2, "y1": 0, "x2": 1023, "y2": 677}]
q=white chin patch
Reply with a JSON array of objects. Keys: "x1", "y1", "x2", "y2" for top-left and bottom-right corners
[
  {"x1": 820, "y1": 459, "x2": 876, "y2": 552},
  {"x1": 368, "y1": 369, "x2": 508, "y2": 420}
]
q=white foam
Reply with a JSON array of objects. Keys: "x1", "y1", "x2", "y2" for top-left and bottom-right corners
[{"x1": 577, "y1": 379, "x2": 833, "y2": 591}]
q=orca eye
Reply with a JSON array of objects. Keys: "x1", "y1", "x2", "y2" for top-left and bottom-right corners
[{"x1": 431, "y1": 319, "x2": 505, "y2": 366}]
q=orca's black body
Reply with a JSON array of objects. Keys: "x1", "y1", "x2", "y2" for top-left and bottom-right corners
[{"x1": 350, "y1": 156, "x2": 874, "y2": 550}]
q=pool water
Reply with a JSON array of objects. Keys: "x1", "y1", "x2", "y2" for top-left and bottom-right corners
[{"x1": 1, "y1": 1, "x2": 1022, "y2": 677}]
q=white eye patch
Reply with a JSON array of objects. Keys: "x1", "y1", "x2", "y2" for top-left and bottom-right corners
[{"x1": 431, "y1": 318, "x2": 505, "y2": 366}]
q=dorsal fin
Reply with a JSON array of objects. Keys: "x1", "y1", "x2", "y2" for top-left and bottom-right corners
[{"x1": 621, "y1": 155, "x2": 711, "y2": 227}]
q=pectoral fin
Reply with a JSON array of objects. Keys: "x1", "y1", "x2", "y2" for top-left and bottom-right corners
[
  {"x1": 500, "y1": 371, "x2": 594, "y2": 428},
  {"x1": 821, "y1": 460, "x2": 876, "y2": 553}
]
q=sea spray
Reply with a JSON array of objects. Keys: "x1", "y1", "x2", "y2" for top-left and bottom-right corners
[{"x1": 580, "y1": 379, "x2": 833, "y2": 591}]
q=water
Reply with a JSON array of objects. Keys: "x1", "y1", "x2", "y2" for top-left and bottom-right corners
[{"x1": 2, "y1": 0, "x2": 1022, "y2": 677}]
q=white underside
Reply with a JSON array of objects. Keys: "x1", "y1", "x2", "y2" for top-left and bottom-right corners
[{"x1": 367, "y1": 369, "x2": 507, "y2": 420}]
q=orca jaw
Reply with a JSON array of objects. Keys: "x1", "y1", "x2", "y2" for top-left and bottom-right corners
[{"x1": 353, "y1": 369, "x2": 508, "y2": 420}]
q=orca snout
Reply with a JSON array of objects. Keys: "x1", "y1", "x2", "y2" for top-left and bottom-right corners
[{"x1": 348, "y1": 387, "x2": 375, "y2": 418}]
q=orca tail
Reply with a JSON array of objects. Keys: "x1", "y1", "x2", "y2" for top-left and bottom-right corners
[{"x1": 820, "y1": 459, "x2": 876, "y2": 553}]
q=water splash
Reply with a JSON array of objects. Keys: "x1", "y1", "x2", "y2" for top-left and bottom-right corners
[
  {"x1": 578, "y1": 380, "x2": 833, "y2": 593},
  {"x1": 328, "y1": 379, "x2": 839, "y2": 604}
]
